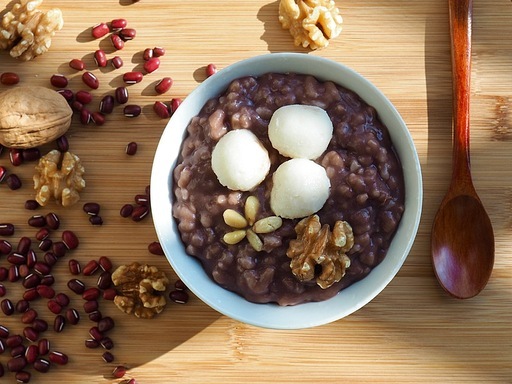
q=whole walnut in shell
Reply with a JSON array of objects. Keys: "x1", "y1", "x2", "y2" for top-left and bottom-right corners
[{"x1": 0, "y1": 86, "x2": 72, "y2": 149}]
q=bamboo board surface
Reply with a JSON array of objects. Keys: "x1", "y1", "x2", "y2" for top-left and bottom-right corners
[{"x1": 0, "y1": 0, "x2": 511, "y2": 383}]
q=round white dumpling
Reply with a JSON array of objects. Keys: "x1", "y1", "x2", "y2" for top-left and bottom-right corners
[
  {"x1": 268, "y1": 104, "x2": 333, "y2": 159},
  {"x1": 211, "y1": 129, "x2": 271, "y2": 191},
  {"x1": 270, "y1": 158, "x2": 330, "y2": 219}
]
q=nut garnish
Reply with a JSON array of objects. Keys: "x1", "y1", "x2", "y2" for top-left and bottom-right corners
[
  {"x1": 286, "y1": 215, "x2": 353, "y2": 289},
  {"x1": 111, "y1": 262, "x2": 169, "y2": 319},
  {"x1": 222, "y1": 195, "x2": 282, "y2": 251},
  {"x1": 278, "y1": 0, "x2": 343, "y2": 50},
  {"x1": 33, "y1": 150, "x2": 86, "y2": 207},
  {"x1": 0, "y1": 0, "x2": 64, "y2": 61}
]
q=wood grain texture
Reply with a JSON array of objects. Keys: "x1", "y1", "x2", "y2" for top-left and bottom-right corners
[{"x1": 0, "y1": 1, "x2": 511, "y2": 383}]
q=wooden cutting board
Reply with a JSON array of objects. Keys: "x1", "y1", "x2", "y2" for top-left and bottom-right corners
[{"x1": 0, "y1": 0, "x2": 511, "y2": 383}]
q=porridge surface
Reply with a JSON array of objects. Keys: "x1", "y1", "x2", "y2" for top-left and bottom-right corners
[{"x1": 172, "y1": 73, "x2": 405, "y2": 306}]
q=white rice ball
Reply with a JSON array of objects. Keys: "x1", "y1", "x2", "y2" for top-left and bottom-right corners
[
  {"x1": 268, "y1": 104, "x2": 333, "y2": 159},
  {"x1": 211, "y1": 129, "x2": 271, "y2": 191},
  {"x1": 270, "y1": 158, "x2": 331, "y2": 219}
]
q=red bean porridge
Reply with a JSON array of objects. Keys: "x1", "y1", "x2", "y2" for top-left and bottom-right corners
[{"x1": 172, "y1": 73, "x2": 405, "y2": 306}]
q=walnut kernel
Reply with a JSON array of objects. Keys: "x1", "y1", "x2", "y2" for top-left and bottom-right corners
[
  {"x1": 0, "y1": 0, "x2": 64, "y2": 61},
  {"x1": 286, "y1": 215, "x2": 353, "y2": 289},
  {"x1": 278, "y1": 0, "x2": 343, "y2": 50},
  {"x1": 33, "y1": 150, "x2": 85, "y2": 207},
  {"x1": 112, "y1": 262, "x2": 169, "y2": 319}
]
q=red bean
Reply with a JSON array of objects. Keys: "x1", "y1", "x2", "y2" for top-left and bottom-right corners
[
  {"x1": 131, "y1": 205, "x2": 149, "y2": 221},
  {"x1": 83, "y1": 260, "x2": 99, "y2": 276},
  {"x1": 66, "y1": 308, "x2": 80, "y2": 325},
  {"x1": 50, "y1": 74, "x2": 68, "y2": 88},
  {"x1": 169, "y1": 290, "x2": 189, "y2": 304},
  {"x1": 33, "y1": 358, "x2": 50, "y2": 373},
  {"x1": 119, "y1": 28, "x2": 136, "y2": 40},
  {"x1": 0, "y1": 223, "x2": 15, "y2": 236},
  {"x1": 153, "y1": 46, "x2": 166, "y2": 57},
  {"x1": 98, "y1": 316, "x2": 115, "y2": 333},
  {"x1": 28, "y1": 215, "x2": 45, "y2": 228},
  {"x1": 111, "y1": 56, "x2": 124, "y2": 69},
  {"x1": 75, "y1": 90, "x2": 93, "y2": 105},
  {"x1": 0, "y1": 240, "x2": 12, "y2": 254},
  {"x1": 120, "y1": 204, "x2": 134, "y2": 218},
  {"x1": 23, "y1": 288, "x2": 39, "y2": 301},
  {"x1": 98, "y1": 256, "x2": 112, "y2": 271},
  {"x1": 38, "y1": 339, "x2": 50, "y2": 355},
  {"x1": 33, "y1": 262, "x2": 51, "y2": 276},
  {"x1": 55, "y1": 293, "x2": 70, "y2": 307},
  {"x1": 56, "y1": 135, "x2": 70, "y2": 152},
  {"x1": 171, "y1": 98, "x2": 182, "y2": 113},
  {"x1": 143, "y1": 57, "x2": 160, "y2": 73},
  {"x1": 40, "y1": 274, "x2": 55, "y2": 286},
  {"x1": 94, "y1": 49, "x2": 108, "y2": 67},
  {"x1": 17, "y1": 237, "x2": 31, "y2": 254},
  {"x1": 110, "y1": 18, "x2": 127, "y2": 31},
  {"x1": 91, "y1": 112, "x2": 106, "y2": 126},
  {"x1": 39, "y1": 239, "x2": 52, "y2": 252},
  {"x1": 43, "y1": 251, "x2": 58, "y2": 266},
  {"x1": 153, "y1": 101, "x2": 170, "y2": 118},
  {"x1": 99, "y1": 95, "x2": 114, "y2": 115},
  {"x1": 7, "y1": 355, "x2": 27, "y2": 372},
  {"x1": 102, "y1": 351, "x2": 114, "y2": 363},
  {"x1": 8, "y1": 265, "x2": 20, "y2": 282},
  {"x1": 85, "y1": 339, "x2": 100, "y2": 348},
  {"x1": 9, "y1": 148, "x2": 23, "y2": 166},
  {"x1": 175, "y1": 279, "x2": 188, "y2": 291},
  {"x1": 155, "y1": 77, "x2": 173, "y2": 94},
  {"x1": 23, "y1": 326, "x2": 39, "y2": 342},
  {"x1": 1, "y1": 298, "x2": 14, "y2": 315},
  {"x1": 67, "y1": 278, "x2": 85, "y2": 294},
  {"x1": 0, "y1": 165, "x2": 6, "y2": 183},
  {"x1": 24, "y1": 345, "x2": 38, "y2": 364},
  {"x1": 6, "y1": 174, "x2": 22, "y2": 190},
  {"x1": 206, "y1": 63, "x2": 218, "y2": 77},
  {"x1": 62, "y1": 230, "x2": 79, "y2": 250},
  {"x1": 36, "y1": 285, "x2": 55, "y2": 299},
  {"x1": 69, "y1": 58, "x2": 85, "y2": 71},
  {"x1": 82, "y1": 287, "x2": 100, "y2": 301},
  {"x1": 15, "y1": 371, "x2": 31, "y2": 383},
  {"x1": 97, "y1": 271, "x2": 112, "y2": 290},
  {"x1": 0, "y1": 283, "x2": 5, "y2": 297},
  {"x1": 125, "y1": 141, "x2": 138, "y2": 155},
  {"x1": 123, "y1": 71, "x2": 143, "y2": 84},
  {"x1": 49, "y1": 351, "x2": 68, "y2": 365},
  {"x1": 115, "y1": 86, "x2": 129, "y2": 104},
  {"x1": 89, "y1": 310, "x2": 102, "y2": 322},
  {"x1": 15, "y1": 299, "x2": 30, "y2": 313},
  {"x1": 123, "y1": 104, "x2": 141, "y2": 118},
  {"x1": 47, "y1": 299, "x2": 62, "y2": 314},
  {"x1": 68, "y1": 259, "x2": 81, "y2": 275},
  {"x1": 143, "y1": 48, "x2": 153, "y2": 61},
  {"x1": 100, "y1": 337, "x2": 114, "y2": 350},
  {"x1": 57, "y1": 88, "x2": 74, "y2": 102},
  {"x1": 1, "y1": 72, "x2": 20, "y2": 85},
  {"x1": 80, "y1": 109, "x2": 92, "y2": 124},
  {"x1": 111, "y1": 33, "x2": 125, "y2": 50},
  {"x1": 45, "y1": 212, "x2": 60, "y2": 230},
  {"x1": 89, "y1": 215, "x2": 103, "y2": 226},
  {"x1": 148, "y1": 241, "x2": 164, "y2": 255},
  {"x1": 22, "y1": 273, "x2": 40, "y2": 289},
  {"x1": 84, "y1": 300, "x2": 99, "y2": 314},
  {"x1": 89, "y1": 326, "x2": 103, "y2": 341},
  {"x1": 0, "y1": 325, "x2": 9, "y2": 338},
  {"x1": 102, "y1": 288, "x2": 117, "y2": 301},
  {"x1": 22, "y1": 148, "x2": 40, "y2": 162},
  {"x1": 91, "y1": 22, "x2": 109, "y2": 38},
  {"x1": 53, "y1": 314, "x2": 65, "y2": 332},
  {"x1": 82, "y1": 71, "x2": 99, "y2": 89},
  {"x1": 112, "y1": 365, "x2": 127, "y2": 378},
  {"x1": 52, "y1": 241, "x2": 67, "y2": 257}
]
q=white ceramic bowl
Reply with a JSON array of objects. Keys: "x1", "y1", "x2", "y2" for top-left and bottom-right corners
[{"x1": 151, "y1": 53, "x2": 423, "y2": 329}]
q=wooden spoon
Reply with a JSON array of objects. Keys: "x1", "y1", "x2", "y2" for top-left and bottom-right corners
[{"x1": 431, "y1": 0, "x2": 494, "y2": 299}]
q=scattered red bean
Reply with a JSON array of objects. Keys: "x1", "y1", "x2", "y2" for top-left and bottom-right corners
[
  {"x1": 23, "y1": 326, "x2": 39, "y2": 342},
  {"x1": 7, "y1": 355, "x2": 27, "y2": 372},
  {"x1": 66, "y1": 308, "x2": 80, "y2": 325},
  {"x1": 123, "y1": 104, "x2": 141, "y2": 118},
  {"x1": 94, "y1": 49, "x2": 108, "y2": 67},
  {"x1": 110, "y1": 18, "x2": 127, "y2": 31},
  {"x1": 112, "y1": 365, "x2": 127, "y2": 378},
  {"x1": 83, "y1": 260, "x2": 99, "y2": 276},
  {"x1": 55, "y1": 292, "x2": 70, "y2": 307},
  {"x1": 102, "y1": 351, "x2": 114, "y2": 363},
  {"x1": 155, "y1": 77, "x2": 173, "y2": 94},
  {"x1": 82, "y1": 71, "x2": 100, "y2": 89},
  {"x1": 16, "y1": 299, "x2": 30, "y2": 313},
  {"x1": 0, "y1": 223, "x2": 15, "y2": 236},
  {"x1": 169, "y1": 290, "x2": 189, "y2": 304},
  {"x1": 98, "y1": 256, "x2": 112, "y2": 271},
  {"x1": 69, "y1": 58, "x2": 86, "y2": 71},
  {"x1": 1, "y1": 298, "x2": 14, "y2": 315},
  {"x1": 123, "y1": 71, "x2": 143, "y2": 84},
  {"x1": 0, "y1": 240, "x2": 12, "y2": 254},
  {"x1": 33, "y1": 357, "x2": 50, "y2": 373},
  {"x1": 83, "y1": 202, "x2": 101, "y2": 215},
  {"x1": 75, "y1": 90, "x2": 93, "y2": 105},
  {"x1": 50, "y1": 74, "x2": 68, "y2": 88},
  {"x1": 85, "y1": 338, "x2": 100, "y2": 348},
  {"x1": 9, "y1": 148, "x2": 23, "y2": 166},
  {"x1": 89, "y1": 215, "x2": 104, "y2": 225},
  {"x1": 119, "y1": 28, "x2": 136, "y2": 41},
  {"x1": 36, "y1": 285, "x2": 55, "y2": 299},
  {"x1": 0, "y1": 165, "x2": 6, "y2": 183},
  {"x1": 67, "y1": 278, "x2": 85, "y2": 294},
  {"x1": 0, "y1": 72, "x2": 20, "y2": 85},
  {"x1": 6, "y1": 174, "x2": 22, "y2": 190},
  {"x1": 0, "y1": 283, "x2": 5, "y2": 297},
  {"x1": 91, "y1": 111, "x2": 106, "y2": 126},
  {"x1": 153, "y1": 101, "x2": 170, "y2": 118},
  {"x1": 45, "y1": 212, "x2": 60, "y2": 230},
  {"x1": 91, "y1": 22, "x2": 109, "y2": 39},
  {"x1": 131, "y1": 205, "x2": 149, "y2": 221},
  {"x1": 111, "y1": 55, "x2": 124, "y2": 69},
  {"x1": 49, "y1": 351, "x2": 68, "y2": 365},
  {"x1": 48, "y1": 299, "x2": 63, "y2": 315},
  {"x1": 38, "y1": 338, "x2": 50, "y2": 355},
  {"x1": 143, "y1": 57, "x2": 160, "y2": 73},
  {"x1": 97, "y1": 271, "x2": 112, "y2": 290},
  {"x1": 206, "y1": 63, "x2": 218, "y2": 77},
  {"x1": 102, "y1": 288, "x2": 117, "y2": 301},
  {"x1": 82, "y1": 287, "x2": 101, "y2": 301},
  {"x1": 125, "y1": 141, "x2": 138, "y2": 155},
  {"x1": 25, "y1": 345, "x2": 38, "y2": 364},
  {"x1": 52, "y1": 241, "x2": 67, "y2": 257},
  {"x1": 153, "y1": 46, "x2": 165, "y2": 57},
  {"x1": 57, "y1": 88, "x2": 74, "y2": 102},
  {"x1": 28, "y1": 215, "x2": 46, "y2": 228},
  {"x1": 89, "y1": 326, "x2": 103, "y2": 341},
  {"x1": 143, "y1": 48, "x2": 153, "y2": 61},
  {"x1": 54, "y1": 314, "x2": 66, "y2": 332},
  {"x1": 24, "y1": 199, "x2": 40, "y2": 210},
  {"x1": 171, "y1": 97, "x2": 182, "y2": 113},
  {"x1": 56, "y1": 135, "x2": 70, "y2": 152},
  {"x1": 115, "y1": 86, "x2": 129, "y2": 104},
  {"x1": 62, "y1": 230, "x2": 79, "y2": 250},
  {"x1": 148, "y1": 241, "x2": 164, "y2": 255},
  {"x1": 80, "y1": 109, "x2": 92, "y2": 125},
  {"x1": 111, "y1": 33, "x2": 125, "y2": 50},
  {"x1": 120, "y1": 204, "x2": 134, "y2": 218},
  {"x1": 89, "y1": 310, "x2": 102, "y2": 322},
  {"x1": 100, "y1": 337, "x2": 114, "y2": 350}
]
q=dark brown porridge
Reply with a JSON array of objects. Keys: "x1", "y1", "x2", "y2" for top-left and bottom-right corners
[{"x1": 172, "y1": 72, "x2": 405, "y2": 306}]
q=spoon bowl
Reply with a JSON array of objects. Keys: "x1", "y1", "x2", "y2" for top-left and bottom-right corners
[{"x1": 431, "y1": 0, "x2": 495, "y2": 299}]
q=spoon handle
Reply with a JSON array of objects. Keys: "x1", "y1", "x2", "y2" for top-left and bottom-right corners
[{"x1": 449, "y1": 0, "x2": 473, "y2": 188}]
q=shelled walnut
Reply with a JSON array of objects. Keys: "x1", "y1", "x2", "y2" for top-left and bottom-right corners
[
  {"x1": 278, "y1": 0, "x2": 343, "y2": 50},
  {"x1": 0, "y1": 0, "x2": 64, "y2": 61},
  {"x1": 286, "y1": 215, "x2": 353, "y2": 289},
  {"x1": 33, "y1": 150, "x2": 85, "y2": 207},
  {"x1": 112, "y1": 262, "x2": 169, "y2": 319}
]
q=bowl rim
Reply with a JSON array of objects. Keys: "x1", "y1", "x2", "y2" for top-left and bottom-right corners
[{"x1": 151, "y1": 52, "x2": 423, "y2": 329}]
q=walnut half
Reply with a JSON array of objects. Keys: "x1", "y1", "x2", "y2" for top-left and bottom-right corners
[
  {"x1": 112, "y1": 262, "x2": 169, "y2": 319},
  {"x1": 278, "y1": 0, "x2": 343, "y2": 50},
  {"x1": 286, "y1": 215, "x2": 353, "y2": 289},
  {"x1": 33, "y1": 150, "x2": 85, "y2": 207},
  {"x1": 0, "y1": 0, "x2": 64, "y2": 61}
]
